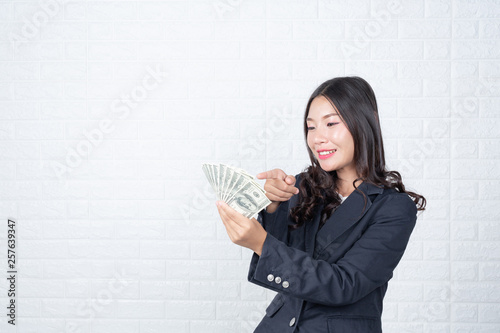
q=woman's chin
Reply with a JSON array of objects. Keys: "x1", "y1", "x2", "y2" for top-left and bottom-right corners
[{"x1": 317, "y1": 163, "x2": 336, "y2": 173}]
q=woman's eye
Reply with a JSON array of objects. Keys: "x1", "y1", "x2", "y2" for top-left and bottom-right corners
[
  {"x1": 327, "y1": 122, "x2": 339, "y2": 127},
  {"x1": 307, "y1": 126, "x2": 315, "y2": 130}
]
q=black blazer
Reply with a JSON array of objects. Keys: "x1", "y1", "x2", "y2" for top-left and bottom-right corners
[{"x1": 248, "y1": 174, "x2": 418, "y2": 332}]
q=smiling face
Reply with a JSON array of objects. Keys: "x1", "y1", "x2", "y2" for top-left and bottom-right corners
[{"x1": 306, "y1": 95, "x2": 358, "y2": 180}]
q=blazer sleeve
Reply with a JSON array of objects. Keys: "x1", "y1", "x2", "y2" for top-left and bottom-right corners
[
  {"x1": 256, "y1": 199, "x2": 289, "y2": 243},
  {"x1": 248, "y1": 193, "x2": 417, "y2": 307}
]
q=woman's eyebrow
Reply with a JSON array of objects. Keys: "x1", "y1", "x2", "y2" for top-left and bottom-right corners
[{"x1": 306, "y1": 113, "x2": 339, "y2": 121}]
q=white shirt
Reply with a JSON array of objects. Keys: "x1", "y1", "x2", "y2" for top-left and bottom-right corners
[{"x1": 338, "y1": 193, "x2": 348, "y2": 203}]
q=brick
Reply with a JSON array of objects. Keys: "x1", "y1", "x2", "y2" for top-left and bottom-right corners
[
  {"x1": 424, "y1": 40, "x2": 451, "y2": 60},
  {"x1": 191, "y1": 241, "x2": 241, "y2": 260},
  {"x1": 0, "y1": 61, "x2": 39, "y2": 80},
  {"x1": 478, "y1": 221, "x2": 500, "y2": 241},
  {"x1": 115, "y1": 259, "x2": 166, "y2": 280},
  {"x1": 165, "y1": 260, "x2": 216, "y2": 280},
  {"x1": 376, "y1": 41, "x2": 425, "y2": 60},
  {"x1": 451, "y1": 220, "x2": 478, "y2": 241},
  {"x1": 453, "y1": 241, "x2": 500, "y2": 261},
  {"x1": 383, "y1": 322, "x2": 423, "y2": 333},
  {"x1": 216, "y1": 260, "x2": 250, "y2": 281},
  {"x1": 479, "y1": 304, "x2": 500, "y2": 323},
  {"x1": 241, "y1": 282, "x2": 268, "y2": 301},
  {"x1": 115, "y1": 300, "x2": 165, "y2": 319},
  {"x1": 190, "y1": 320, "x2": 242, "y2": 333},
  {"x1": 451, "y1": 303, "x2": 478, "y2": 322},
  {"x1": 452, "y1": 40, "x2": 500, "y2": 60},
  {"x1": 450, "y1": 324, "x2": 500, "y2": 333},
  {"x1": 40, "y1": 62, "x2": 86, "y2": 81},
  {"x1": 92, "y1": 320, "x2": 139, "y2": 333},
  {"x1": 451, "y1": 140, "x2": 479, "y2": 160},
  {"x1": 399, "y1": 19, "x2": 451, "y2": 39},
  {"x1": 137, "y1": 1, "x2": 188, "y2": 20},
  {"x1": 385, "y1": 282, "x2": 423, "y2": 302},
  {"x1": 266, "y1": 1, "x2": 317, "y2": 19},
  {"x1": 141, "y1": 241, "x2": 190, "y2": 259},
  {"x1": 217, "y1": 301, "x2": 267, "y2": 323},
  {"x1": 453, "y1": 0, "x2": 500, "y2": 18},
  {"x1": 480, "y1": 263, "x2": 500, "y2": 281},
  {"x1": 140, "y1": 320, "x2": 189, "y2": 333},
  {"x1": 480, "y1": 98, "x2": 500, "y2": 117},
  {"x1": 478, "y1": 180, "x2": 500, "y2": 200},
  {"x1": 266, "y1": 21, "x2": 292, "y2": 40},
  {"x1": 372, "y1": 0, "x2": 424, "y2": 18},
  {"x1": 348, "y1": 62, "x2": 397, "y2": 80},
  {"x1": 452, "y1": 160, "x2": 500, "y2": 180},
  {"x1": 399, "y1": 261, "x2": 450, "y2": 281},
  {"x1": 165, "y1": 301, "x2": 215, "y2": 319},
  {"x1": 398, "y1": 302, "x2": 449, "y2": 322},
  {"x1": 113, "y1": 22, "x2": 164, "y2": 41},
  {"x1": 41, "y1": 22, "x2": 87, "y2": 41},
  {"x1": 319, "y1": 0, "x2": 370, "y2": 19},
  {"x1": 452, "y1": 200, "x2": 500, "y2": 221},
  {"x1": 424, "y1": 241, "x2": 450, "y2": 260},
  {"x1": 91, "y1": 280, "x2": 140, "y2": 299},
  {"x1": 190, "y1": 281, "x2": 240, "y2": 300},
  {"x1": 425, "y1": 0, "x2": 452, "y2": 18},
  {"x1": 452, "y1": 282, "x2": 500, "y2": 302}
]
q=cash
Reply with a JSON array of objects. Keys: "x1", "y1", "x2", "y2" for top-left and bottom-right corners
[{"x1": 202, "y1": 163, "x2": 271, "y2": 219}]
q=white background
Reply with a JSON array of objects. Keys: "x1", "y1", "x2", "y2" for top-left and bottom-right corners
[{"x1": 0, "y1": 0, "x2": 499, "y2": 332}]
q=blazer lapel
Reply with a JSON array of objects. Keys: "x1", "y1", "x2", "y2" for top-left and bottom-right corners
[{"x1": 313, "y1": 182, "x2": 384, "y2": 257}]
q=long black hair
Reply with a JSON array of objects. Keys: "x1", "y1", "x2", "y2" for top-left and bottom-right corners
[{"x1": 289, "y1": 77, "x2": 426, "y2": 229}]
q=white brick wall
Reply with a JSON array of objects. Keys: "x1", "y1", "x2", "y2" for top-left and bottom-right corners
[{"x1": 0, "y1": 0, "x2": 499, "y2": 332}]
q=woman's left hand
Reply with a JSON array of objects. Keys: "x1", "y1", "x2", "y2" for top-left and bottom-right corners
[{"x1": 216, "y1": 201, "x2": 267, "y2": 256}]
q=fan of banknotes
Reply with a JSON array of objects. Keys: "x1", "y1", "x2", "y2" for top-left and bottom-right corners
[{"x1": 202, "y1": 163, "x2": 272, "y2": 219}]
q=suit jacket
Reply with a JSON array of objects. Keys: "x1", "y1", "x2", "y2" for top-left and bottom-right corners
[{"x1": 248, "y1": 174, "x2": 418, "y2": 332}]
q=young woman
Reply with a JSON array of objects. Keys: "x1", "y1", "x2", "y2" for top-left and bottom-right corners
[{"x1": 216, "y1": 76, "x2": 426, "y2": 332}]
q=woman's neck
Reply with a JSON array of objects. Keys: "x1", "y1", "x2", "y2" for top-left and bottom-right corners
[{"x1": 336, "y1": 176, "x2": 362, "y2": 197}]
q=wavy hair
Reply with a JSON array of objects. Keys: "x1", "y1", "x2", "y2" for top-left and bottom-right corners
[{"x1": 289, "y1": 77, "x2": 426, "y2": 229}]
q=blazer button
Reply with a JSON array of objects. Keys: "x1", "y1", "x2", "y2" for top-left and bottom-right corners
[
  {"x1": 267, "y1": 274, "x2": 274, "y2": 282},
  {"x1": 289, "y1": 317, "x2": 296, "y2": 327},
  {"x1": 275, "y1": 276, "x2": 282, "y2": 284},
  {"x1": 282, "y1": 281, "x2": 289, "y2": 288}
]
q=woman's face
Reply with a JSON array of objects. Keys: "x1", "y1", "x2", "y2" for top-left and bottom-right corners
[{"x1": 306, "y1": 96, "x2": 357, "y2": 178}]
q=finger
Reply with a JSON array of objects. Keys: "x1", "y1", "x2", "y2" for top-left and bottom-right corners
[
  {"x1": 265, "y1": 180, "x2": 299, "y2": 196},
  {"x1": 285, "y1": 175, "x2": 296, "y2": 186},
  {"x1": 256, "y1": 168, "x2": 287, "y2": 180},
  {"x1": 264, "y1": 185, "x2": 296, "y2": 200},
  {"x1": 266, "y1": 192, "x2": 295, "y2": 202},
  {"x1": 216, "y1": 202, "x2": 240, "y2": 237},
  {"x1": 217, "y1": 201, "x2": 247, "y2": 228}
]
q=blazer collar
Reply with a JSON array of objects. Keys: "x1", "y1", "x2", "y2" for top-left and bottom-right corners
[{"x1": 304, "y1": 182, "x2": 384, "y2": 257}]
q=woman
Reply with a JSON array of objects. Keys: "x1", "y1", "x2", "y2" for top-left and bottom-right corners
[{"x1": 216, "y1": 76, "x2": 426, "y2": 332}]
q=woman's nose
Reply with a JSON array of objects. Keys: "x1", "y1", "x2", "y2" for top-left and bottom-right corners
[{"x1": 313, "y1": 129, "x2": 328, "y2": 144}]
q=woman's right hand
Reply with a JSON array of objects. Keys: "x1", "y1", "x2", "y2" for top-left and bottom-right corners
[{"x1": 256, "y1": 169, "x2": 299, "y2": 213}]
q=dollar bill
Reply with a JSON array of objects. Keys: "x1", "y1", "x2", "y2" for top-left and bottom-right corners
[{"x1": 202, "y1": 163, "x2": 271, "y2": 219}]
